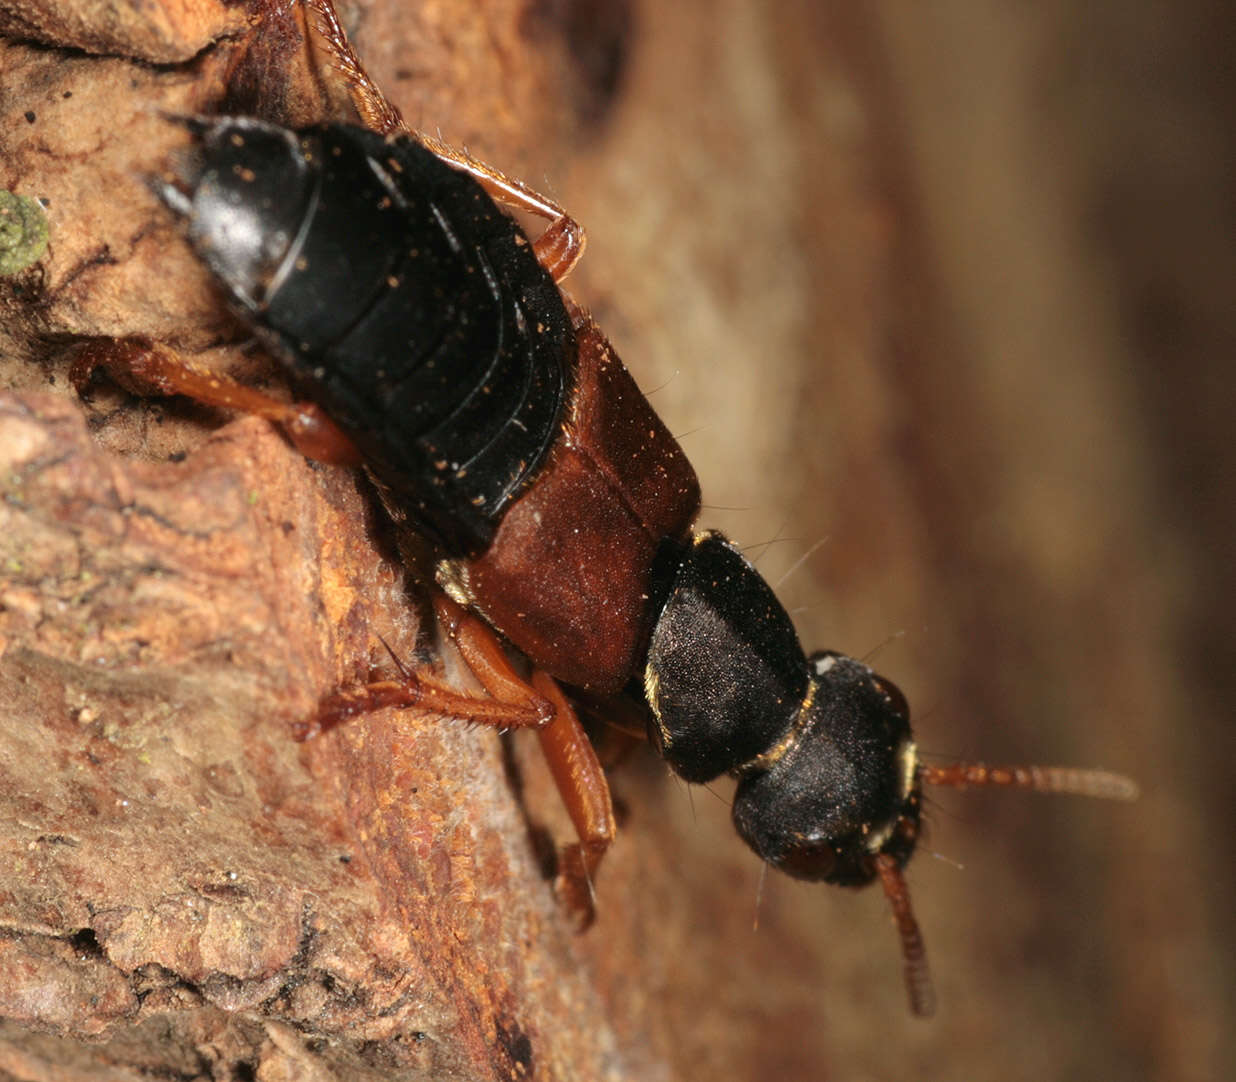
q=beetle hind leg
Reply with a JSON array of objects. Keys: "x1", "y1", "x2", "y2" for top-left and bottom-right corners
[
  {"x1": 413, "y1": 133, "x2": 588, "y2": 283},
  {"x1": 302, "y1": 0, "x2": 586, "y2": 282},
  {"x1": 302, "y1": 0, "x2": 405, "y2": 135}
]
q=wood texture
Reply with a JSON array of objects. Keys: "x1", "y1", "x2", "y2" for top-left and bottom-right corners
[{"x1": 1, "y1": 1, "x2": 1232, "y2": 1080}]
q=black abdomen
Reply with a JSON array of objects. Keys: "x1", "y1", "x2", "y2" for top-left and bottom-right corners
[{"x1": 176, "y1": 118, "x2": 573, "y2": 554}]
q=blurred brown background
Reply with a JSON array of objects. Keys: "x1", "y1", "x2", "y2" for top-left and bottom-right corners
[
  {"x1": 1, "y1": 0, "x2": 1232, "y2": 1079},
  {"x1": 559, "y1": 1, "x2": 1234, "y2": 1078}
]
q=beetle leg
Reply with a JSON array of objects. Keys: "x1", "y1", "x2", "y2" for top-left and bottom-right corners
[
  {"x1": 415, "y1": 134, "x2": 588, "y2": 283},
  {"x1": 435, "y1": 596, "x2": 615, "y2": 928},
  {"x1": 429, "y1": 595, "x2": 552, "y2": 712},
  {"x1": 303, "y1": 0, "x2": 586, "y2": 282},
  {"x1": 530, "y1": 670, "x2": 616, "y2": 930},
  {"x1": 317, "y1": 592, "x2": 615, "y2": 927},
  {"x1": 70, "y1": 337, "x2": 561, "y2": 738},
  {"x1": 301, "y1": 0, "x2": 404, "y2": 136},
  {"x1": 302, "y1": 667, "x2": 554, "y2": 741},
  {"x1": 71, "y1": 337, "x2": 362, "y2": 466}
]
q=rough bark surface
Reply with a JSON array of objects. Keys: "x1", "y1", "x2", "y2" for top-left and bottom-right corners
[
  {"x1": 1, "y1": 2, "x2": 638, "y2": 1080},
  {"x1": 1, "y1": 1, "x2": 1232, "y2": 1081}
]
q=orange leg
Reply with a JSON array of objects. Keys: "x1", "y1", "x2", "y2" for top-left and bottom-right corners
[
  {"x1": 75, "y1": 337, "x2": 614, "y2": 924},
  {"x1": 429, "y1": 597, "x2": 614, "y2": 925},
  {"x1": 310, "y1": 593, "x2": 616, "y2": 926},
  {"x1": 71, "y1": 337, "x2": 362, "y2": 467},
  {"x1": 303, "y1": 606, "x2": 556, "y2": 741},
  {"x1": 71, "y1": 340, "x2": 563, "y2": 740},
  {"x1": 433, "y1": 598, "x2": 615, "y2": 926},
  {"x1": 300, "y1": 667, "x2": 553, "y2": 741},
  {"x1": 302, "y1": 0, "x2": 586, "y2": 282},
  {"x1": 530, "y1": 671, "x2": 616, "y2": 930}
]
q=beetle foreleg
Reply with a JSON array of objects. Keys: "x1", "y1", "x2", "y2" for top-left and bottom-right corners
[
  {"x1": 531, "y1": 670, "x2": 616, "y2": 930},
  {"x1": 435, "y1": 596, "x2": 615, "y2": 927}
]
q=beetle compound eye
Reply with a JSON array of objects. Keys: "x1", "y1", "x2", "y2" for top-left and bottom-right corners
[
  {"x1": 768, "y1": 839, "x2": 840, "y2": 882},
  {"x1": 870, "y1": 674, "x2": 910, "y2": 721}
]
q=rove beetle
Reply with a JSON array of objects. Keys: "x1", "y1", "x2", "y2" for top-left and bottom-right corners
[{"x1": 73, "y1": 0, "x2": 1137, "y2": 1017}]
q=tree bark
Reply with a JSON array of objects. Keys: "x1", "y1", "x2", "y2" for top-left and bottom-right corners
[{"x1": 1, "y1": 1, "x2": 1232, "y2": 1081}]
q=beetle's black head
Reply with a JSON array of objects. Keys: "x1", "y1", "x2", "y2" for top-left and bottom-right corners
[{"x1": 731, "y1": 650, "x2": 922, "y2": 887}]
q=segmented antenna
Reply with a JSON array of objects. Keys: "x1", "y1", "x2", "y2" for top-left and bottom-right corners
[
  {"x1": 920, "y1": 763, "x2": 1139, "y2": 801},
  {"x1": 875, "y1": 853, "x2": 936, "y2": 1018},
  {"x1": 873, "y1": 760, "x2": 1137, "y2": 1016}
]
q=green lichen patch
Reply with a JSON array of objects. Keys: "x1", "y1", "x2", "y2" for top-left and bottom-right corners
[{"x1": 0, "y1": 191, "x2": 49, "y2": 275}]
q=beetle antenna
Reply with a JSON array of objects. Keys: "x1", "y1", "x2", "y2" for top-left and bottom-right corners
[
  {"x1": 874, "y1": 853, "x2": 936, "y2": 1017},
  {"x1": 920, "y1": 763, "x2": 1139, "y2": 801},
  {"x1": 752, "y1": 860, "x2": 768, "y2": 932}
]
